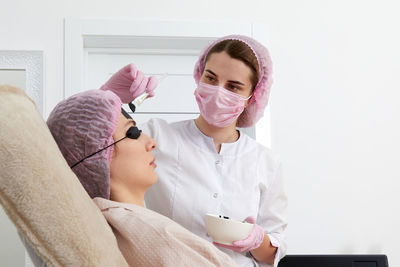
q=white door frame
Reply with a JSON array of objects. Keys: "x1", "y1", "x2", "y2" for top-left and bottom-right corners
[{"x1": 64, "y1": 18, "x2": 254, "y2": 97}]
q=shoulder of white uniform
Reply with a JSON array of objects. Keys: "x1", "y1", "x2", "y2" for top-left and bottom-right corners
[
  {"x1": 239, "y1": 134, "x2": 281, "y2": 167},
  {"x1": 138, "y1": 118, "x2": 172, "y2": 139},
  {"x1": 139, "y1": 119, "x2": 193, "y2": 150},
  {"x1": 168, "y1": 119, "x2": 193, "y2": 128},
  {"x1": 141, "y1": 118, "x2": 189, "y2": 131},
  {"x1": 139, "y1": 117, "x2": 169, "y2": 129}
]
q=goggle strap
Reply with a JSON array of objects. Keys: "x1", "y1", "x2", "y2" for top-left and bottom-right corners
[{"x1": 70, "y1": 136, "x2": 127, "y2": 169}]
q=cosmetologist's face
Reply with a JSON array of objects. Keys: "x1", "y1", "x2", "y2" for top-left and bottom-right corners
[{"x1": 200, "y1": 51, "x2": 253, "y2": 100}]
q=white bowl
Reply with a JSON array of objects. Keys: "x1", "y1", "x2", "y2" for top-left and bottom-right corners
[{"x1": 204, "y1": 214, "x2": 253, "y2": 245}]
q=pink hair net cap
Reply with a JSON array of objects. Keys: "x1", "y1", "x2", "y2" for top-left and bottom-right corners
[
  {"x1": 47, "y1": 90, "x2": 122, "y2": 199},
  {"x1": 193, "y1": 35, "x2": 273, "y2": 128}
]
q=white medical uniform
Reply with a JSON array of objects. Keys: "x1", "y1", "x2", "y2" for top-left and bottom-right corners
[{"x1": 141, "y1": 118, "x2": 288, "y2": 267}]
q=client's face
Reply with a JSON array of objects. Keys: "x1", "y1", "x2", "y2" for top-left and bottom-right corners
[{"x1": 109, "y1": 113, "x2": 157, "y2": 198}]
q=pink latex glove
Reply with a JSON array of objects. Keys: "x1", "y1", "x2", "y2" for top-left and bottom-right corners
[
  {"x1": 214, "y1": 216, "x2": 264, "y2": 253},
  {"x1": 100, "y1": 63, "x2": 158, "y2": 103}
]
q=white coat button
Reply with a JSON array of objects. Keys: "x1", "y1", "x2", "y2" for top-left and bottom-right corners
[{"x1": 213, "y1": 193, "x2": 218, "y2": 198}]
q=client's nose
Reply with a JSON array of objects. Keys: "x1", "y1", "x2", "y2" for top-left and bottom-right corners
[{"x1": 142, "y1": 133, "x2": 157, "y2": 151}]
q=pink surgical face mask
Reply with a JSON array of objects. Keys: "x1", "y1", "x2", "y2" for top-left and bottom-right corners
[{"x1": 194, "y1": 82, "x2": 252, "y2": 128}]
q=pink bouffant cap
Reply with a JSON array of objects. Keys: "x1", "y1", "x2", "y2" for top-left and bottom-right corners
[
  {"x1": 193, "y1": 35, "x2": 273, "y2": 128},
  {"x1": 47, "y1": 90, "x2": 122, "y2": 199}
]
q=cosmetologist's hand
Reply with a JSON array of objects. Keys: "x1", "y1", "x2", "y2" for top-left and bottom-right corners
[
  {"x1": 213, "y1": 216, "x2": 264, "y2": 253},
  {"x1": 100, "y1": 63, "x2": 158, "y2": 103}
]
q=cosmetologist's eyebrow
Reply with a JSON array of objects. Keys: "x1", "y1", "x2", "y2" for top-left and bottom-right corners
[
  {"x1": 206, "y1": 69, "x2": 245, "y2": 86},
  {"x1": 227, "y1": 80, "x2": 245, "y2": 86},
  {"x1": 205, "y1": 69, "x2": 217, "y2": 76}
]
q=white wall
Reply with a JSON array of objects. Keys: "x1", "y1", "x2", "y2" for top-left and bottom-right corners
[
  {"x1": 0, "y1": 0, "x2": 398, "y2": 266},
  {"x1": 268, "y1": 2, "x2": 399, "y2": 265}
]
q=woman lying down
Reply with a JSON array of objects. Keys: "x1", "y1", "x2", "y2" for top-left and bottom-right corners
[{"x1": 45, "y1": 89, "x2": 236, "y2": 266}]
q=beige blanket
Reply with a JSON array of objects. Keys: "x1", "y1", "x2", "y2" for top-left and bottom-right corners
[{"x1": 95, "y1": 198, "x2": 237, "y2": 266}]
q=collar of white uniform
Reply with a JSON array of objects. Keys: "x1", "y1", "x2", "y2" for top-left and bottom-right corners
[{"x1": 185, "y1": 119, "x2": 252, "y2": 156}]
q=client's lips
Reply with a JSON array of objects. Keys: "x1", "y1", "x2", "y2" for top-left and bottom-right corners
[{"x1": 150, "y1": 158, "x2": 157, "y2": 168}]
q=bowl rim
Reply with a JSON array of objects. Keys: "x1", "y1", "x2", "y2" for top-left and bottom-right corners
[{"x1": 205, "y1": 213, "x2": 253, "y2": 226}]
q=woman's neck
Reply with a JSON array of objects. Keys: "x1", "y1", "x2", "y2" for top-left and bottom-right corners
[
  {"x1": 110, "y1": 185, "x2": 145, "y2": 207},
  {"x1": 194, "y1": 116, "x2": 239, "y2": 153}
]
